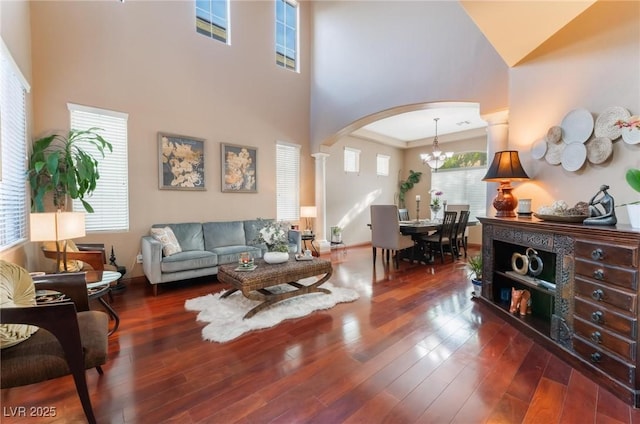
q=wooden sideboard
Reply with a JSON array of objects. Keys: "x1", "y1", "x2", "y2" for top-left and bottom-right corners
[{"x1": 478, "y1": 216, "x2": 640, "y2": 407}]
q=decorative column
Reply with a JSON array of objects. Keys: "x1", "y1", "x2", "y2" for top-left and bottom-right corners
[
  {"x1": 482, "y1": 110, "x2": 509, "y2": 216},
  {"x1": 311, "y1": 152, "x2": 331, "y2": 254}
]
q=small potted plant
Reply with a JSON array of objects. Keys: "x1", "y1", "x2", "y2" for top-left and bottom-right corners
[
  {"x1": 466, "y1": 254, "x2": 483, "y2": 298},
  {"x1": 331, "y1": 226, "x2": 342, "y2": 243}
]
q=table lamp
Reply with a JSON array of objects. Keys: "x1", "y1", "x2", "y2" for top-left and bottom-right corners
[
  {"x1": 30, "y1": 211, "x2": 86, "y2": 272},
  {"x1": 300, "y1": 206, "x2": 317, "y2": 235},
  {"x1": 482, "y1": 150, "x2": 530, "y2": 218}
]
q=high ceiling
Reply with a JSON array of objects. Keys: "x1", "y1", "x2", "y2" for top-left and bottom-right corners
[{"x1": 349, "y1": 1, "x2": 598, "y2": 149}]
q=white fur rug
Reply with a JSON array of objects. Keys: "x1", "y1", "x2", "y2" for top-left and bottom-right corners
[{"x1": 185, "y1": 280, "x2": 359, "y2": 343}]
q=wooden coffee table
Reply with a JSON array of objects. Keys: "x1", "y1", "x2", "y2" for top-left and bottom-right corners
[{"x1": 217, "y1": 257, "x2": 333, "y2": 319}]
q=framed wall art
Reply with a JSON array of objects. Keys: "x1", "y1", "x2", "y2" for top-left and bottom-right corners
[
  {"x1": 221, "y1": 143, "x2": 257, "y2": 193},
  {"x1": 158, "y1": 132, "x2": 205, "y2": 190}
]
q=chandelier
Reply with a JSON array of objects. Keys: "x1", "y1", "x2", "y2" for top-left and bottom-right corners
[{"x1": 420, "y1": 118, "x2": 453, "y2": 171}]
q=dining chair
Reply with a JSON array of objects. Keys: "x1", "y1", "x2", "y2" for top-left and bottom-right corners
[
  {"x1": 452, "y1": 210, "x2": 471, "y2": 258},
  {"x1": 398, "y1": 208, "x2": 410, "y2": 221},
  {"x1": 422, "y1": 211, "x2": 457, "y2": 263},
  {"x1": 370, "y1": 205, "x2": 415, "y2": 267},
  {"x1": 445, "y1": 204, "x2": 470, "y2": 257},
  {"x1": 1, "y1": 262, "x2": 109, "y2": 424}
]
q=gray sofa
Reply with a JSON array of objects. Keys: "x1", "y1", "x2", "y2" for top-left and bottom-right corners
[{"x1": 141, "y1": 219, "x2": 301, "y2": 295}]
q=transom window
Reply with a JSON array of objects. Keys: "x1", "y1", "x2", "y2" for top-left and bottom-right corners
[
  {"x1": 196, "y1": 0, "x2": 230, "y2": 44},
  {"x1": 376, "y1": 154, "x2": 390, "y2": 176},
  {"x1": 344, "y1": 147, "x2": 360, "y2": 174},
  {"x1": 276, "y1": 0, "x2": 298, "y2": 71}
]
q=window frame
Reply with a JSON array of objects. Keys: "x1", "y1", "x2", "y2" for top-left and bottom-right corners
[
  {"x1": 276, "y1": 141, "x2": 301, "y2": 222},
  {"x1": 275, "y1": 0, "x2": 299, "y2": 71},
  {"x1": 0, "y1": 38, "x2": 30, "y2": 251},
  {"x1": 196, "y1": 0, "x2": 230, "y2": 44},
  {"x1": 376, "y1": 154, "x2": 390, "y2": 176},
  {"x1": 431, "y1": 151, "x2": 488, "y2": 219},
  {"x1": 68, "y1": 103, "x2": 129, "y2": 233},
  {"x1": 344, "y1": 147, "x2": 361, "y2": 174}
]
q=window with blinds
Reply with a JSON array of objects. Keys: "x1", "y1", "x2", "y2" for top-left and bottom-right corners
[
  {"x1": 196, "y1": 0, "x2": 229, "y2": 43},
  {"x1": 69, "y1": 104, "x2": 129, "y2": 232},
  {"x1": 344, "y1": 147, "x2": 360, "y2": 173},
  {"x1": 377, "y1": 154, "x2": 390, "y2": 176},
  {"x1": 431, "y1": 152, "x2": 488, "y2": 218},
  {"x1": 276, "y1": 0, "x2": 298, "y2": 71},
  {"x1": 276, "y1": 141, "x2": 300, "y2": 221},
  {"x1": 0, "y1": 40, "x2": 30, "y2": 251}
]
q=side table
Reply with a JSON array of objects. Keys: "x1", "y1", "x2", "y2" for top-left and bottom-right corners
[
  {"x1": 88, "y1": 271, "x2": 121, "y2": 335},
  {"x1": 301, "y1": 233, "x2": 319, "y2": 256},
  {"x1": 36, "y1": 271, "x2": 121, "y2": 336}
]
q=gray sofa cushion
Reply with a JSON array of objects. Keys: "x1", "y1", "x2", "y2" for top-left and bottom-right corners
[
  {"x1": 153, "y1": 223, "x2": 204, "y2": 252},
  {"x1": 243, "y1": 219, "x2": 271, "y2": 247},
  {"x1": 160, "y1": 250, "x2": 217, "y2": 273},
  {"x1": 210, "y1": 245, "x2": 262, "y2": 265},
  {"x1": 203, "y1": 221, "x2": 246, "y2": 250}
]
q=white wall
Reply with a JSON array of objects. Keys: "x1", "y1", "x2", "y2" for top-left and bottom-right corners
[
  {"x1": 26, "y1": 1, "x2": 313, "y2": 275},
  {"x1": 324, "y1": 136, "x2": 403, "y2": 245},
  {"x1": 507, "y1": 1, "x2": 640, "y2": 222},
  {"x1": 310, "y1": 1, "x2": 509, "y2": 148}
]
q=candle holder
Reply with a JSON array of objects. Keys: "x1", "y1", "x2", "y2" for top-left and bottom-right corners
[{"x1": 415, "y1": 200, "x2": 420, "y2": 223}]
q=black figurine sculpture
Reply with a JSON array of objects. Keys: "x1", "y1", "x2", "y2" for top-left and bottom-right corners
[{"x1": 584, "y1": 184, "x2": 617, "y2": 226}]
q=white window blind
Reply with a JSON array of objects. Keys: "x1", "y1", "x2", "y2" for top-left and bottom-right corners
[
  {"x1": 344, "y1": 147, "x2": 360, "y2": 173},
  {"x1": 275, "y1": 0, "x2": 298, "y2": 71},
  {"x1": 276, "y1": 141, "x2": 300, "y2": 221},
  {"x1": 0, "y1": 39, "x2": 30, "y2": 251},
  {"x1": 196, "y1": 0, "x2": 230, "y2": 44},
  {"x1": 377, "y1": 154, "x2": 390, "y2": 176},
  {"x1": 431, "y1": 166, "x2": 487, "y2": 219},
  {"x1": 69, "y1": 104, "x2": 129, "y2": 232}
]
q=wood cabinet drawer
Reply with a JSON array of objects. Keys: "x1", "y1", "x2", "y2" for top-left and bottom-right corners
[
  {"x1": 575, "y1": 277, "x2": 637, "y2": 314},
  {"x1": 573, "y1": 335, "x2": 636, "y2": 386},
  {"x1": 575, "y1": 258, "x2": 638, "y2": 291},
  {"x1": 575, "y1": 240, "x2": 638, "y2": 268},
  {"x1": 575, "y1": 296, "x2": 637, "y2": 339},
  {"x1": 573, "y1": 316, "x2": 636, "y2": 362}
]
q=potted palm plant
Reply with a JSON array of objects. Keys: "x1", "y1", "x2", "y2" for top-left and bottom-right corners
[
  {"x1": 27, "y1": 128, "x2": 112, "y2": 213},
  {"x1": 466, "y1": 254, "x2": 483, "y2": 298}
]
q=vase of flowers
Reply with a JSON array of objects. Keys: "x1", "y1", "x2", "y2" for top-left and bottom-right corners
[
  {"x1": 255, "y1": 220, "x2": 291, "y2": 263},
  {"x1": 430, "y1": 189, "x2": 443, "y2": 220}
]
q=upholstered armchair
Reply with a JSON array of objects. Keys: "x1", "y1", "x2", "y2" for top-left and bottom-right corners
[{"x1": 0, "y1": 262, "x2": 109, "y2": 424}]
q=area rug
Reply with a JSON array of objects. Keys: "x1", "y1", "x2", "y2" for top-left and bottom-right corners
[{"x1": 184, "y1": 280, "x2": 359, "y2": 343}]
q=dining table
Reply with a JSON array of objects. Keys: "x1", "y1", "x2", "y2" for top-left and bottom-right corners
[
  {"x1": 398, "y1": 219, "x2": 478, "y2": 263},
  {"x1": 398, "y1": 219, "x2": 441, "y2": 263}
]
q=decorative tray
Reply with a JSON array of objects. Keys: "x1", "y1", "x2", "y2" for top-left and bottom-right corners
[
  {"x1": 295, "y1": 254, "x2": 314, "y2": 261},
  {"x1": 533, "y1": 213, "x2": 588, "y2": 223},
  {"x1": 234, "y1": 264, "x2": 257, "y2": 272}
]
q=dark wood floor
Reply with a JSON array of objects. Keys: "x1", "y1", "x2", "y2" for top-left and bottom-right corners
[{"x1": 4, "y1": 245, "x2": 640, "y2": 423}]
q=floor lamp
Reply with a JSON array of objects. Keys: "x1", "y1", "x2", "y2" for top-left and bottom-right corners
[{"x1": 30, "y1": 212, "x2": 86, "y2": 272}]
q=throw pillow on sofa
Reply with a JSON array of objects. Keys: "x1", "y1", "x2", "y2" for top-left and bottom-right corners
[{"x1": 150, "y1": 226, "x2": 182, "y2": 257}]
